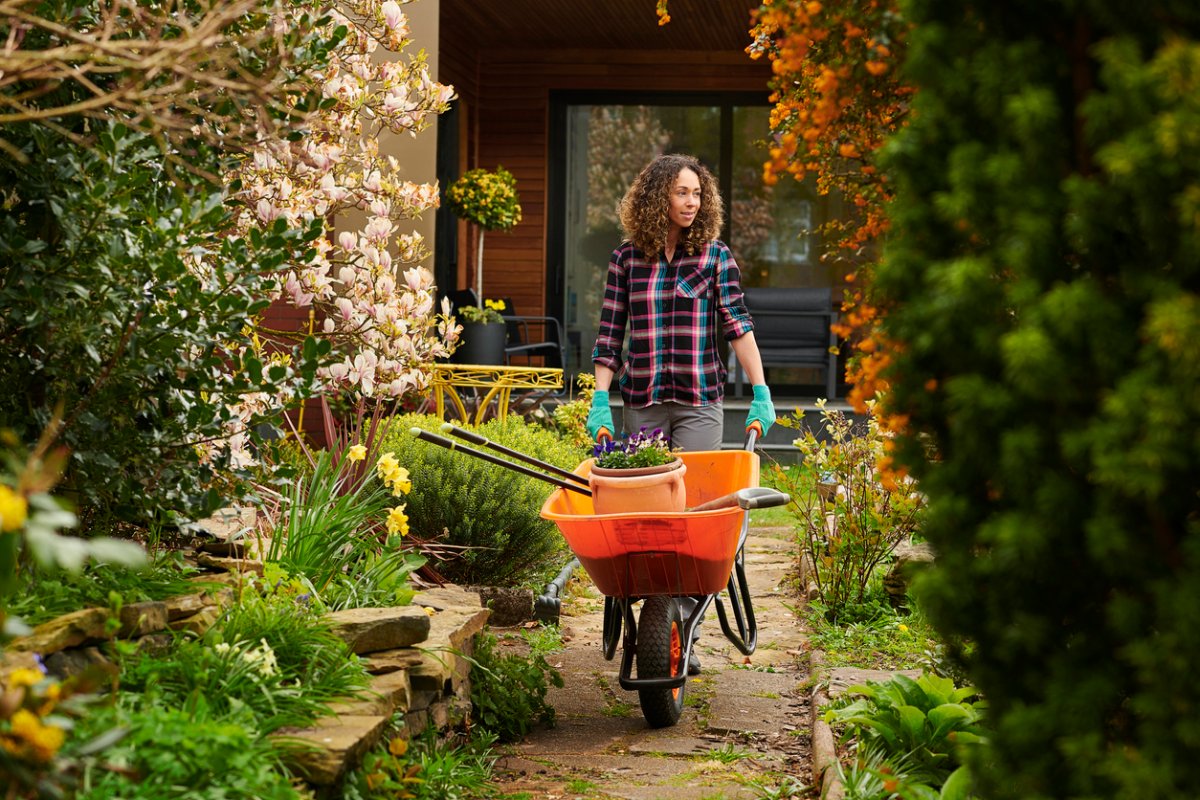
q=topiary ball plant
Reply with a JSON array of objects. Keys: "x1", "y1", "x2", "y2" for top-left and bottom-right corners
[{"x1": 379, "y1": 414, "x2": 586, "y2": 587}]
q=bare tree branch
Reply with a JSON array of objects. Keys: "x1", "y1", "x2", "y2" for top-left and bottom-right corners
[{"x1": 0, "y1": 0, "x2": 321, "y2": 171}]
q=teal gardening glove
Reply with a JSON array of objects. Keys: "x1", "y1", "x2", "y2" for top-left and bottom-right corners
[
  {"x1": 586, "y1": 390, "x2": 615, "y2": 441},
  {"x1": 745, "y1": 384, "x2": 777, "y2": 435}
]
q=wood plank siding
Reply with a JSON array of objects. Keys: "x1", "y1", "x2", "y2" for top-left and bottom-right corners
[{"x1": 438, "y1": 1, "x2": 771, "y2": 325}]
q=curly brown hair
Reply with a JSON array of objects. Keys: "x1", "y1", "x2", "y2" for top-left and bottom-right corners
[{"x1": 618, "y1": 154, "x2": 724, "y2": 256}]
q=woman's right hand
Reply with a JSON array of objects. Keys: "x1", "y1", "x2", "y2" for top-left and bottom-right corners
[{"x1": 586, "y1": 390, "x2": 614, "y2": 441}]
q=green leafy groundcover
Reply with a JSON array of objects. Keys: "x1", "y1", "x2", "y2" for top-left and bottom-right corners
[
  {"x1": 469, "y1": 628, "x2": 563, "y2": 742},
  {"x1": 70, "y1": 697, "x2": 302, "y2": 800},
  {"x1": 8, "y1": 556, "x2": 220, "y2": 627}
]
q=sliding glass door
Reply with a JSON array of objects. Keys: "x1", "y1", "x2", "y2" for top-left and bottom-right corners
[{"x1": 552, "y1": 94, "x2": 836, "y2": 375}]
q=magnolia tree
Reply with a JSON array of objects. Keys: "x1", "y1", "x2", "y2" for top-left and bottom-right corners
[{"x1": 231, "y1": 0, "x2": 458, "y2": 440}]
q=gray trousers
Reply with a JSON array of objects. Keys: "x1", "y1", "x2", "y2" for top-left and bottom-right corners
[
  {"x1": 621, "y1": 401, "x2": 723, "y2": 452},
  {"x1": 622, "y1": 401, "x2": 723, "y2": 644}
]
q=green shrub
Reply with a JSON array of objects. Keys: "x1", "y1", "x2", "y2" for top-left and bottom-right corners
[
  {"x1": 469, "y1": 628, "x2": 563, "y2": 742},
  {"x1": 775, "y1": 402, "x2": 926, "y2": 618},
  {"x1": 875, "y1": 2, "x2": 1200, "y2": 796},
  {"x1": 379, "y1": 414, "x2": 581, "y2": 587}
]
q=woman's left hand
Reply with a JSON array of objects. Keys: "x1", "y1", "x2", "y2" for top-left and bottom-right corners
[{"x1": 745, "y1": 384, "x2": 776, "y2": 435}]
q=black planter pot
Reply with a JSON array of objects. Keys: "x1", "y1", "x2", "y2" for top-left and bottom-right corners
[{"x1": 452, "y1": 320, "x2": 507, "y2": 365}]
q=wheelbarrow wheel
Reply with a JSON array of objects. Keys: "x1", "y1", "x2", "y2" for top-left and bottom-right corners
[{"x1": 636, "y1": 596, "x2": 685, "y2": 728}]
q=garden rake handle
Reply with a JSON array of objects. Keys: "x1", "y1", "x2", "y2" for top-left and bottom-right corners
[
  {"x1": 409, "y1": 427, "x2": 592, "y2": 496},
  {"x1": 686, "y1": 487, "x2": 791, "y2": 513},
  {"x1": 440, "y1": 422, "x2": 590, "y2": 486}
]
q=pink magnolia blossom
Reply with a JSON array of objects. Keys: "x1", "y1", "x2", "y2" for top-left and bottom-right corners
[{"x1": 222, "y1": 0, "x2": 459, "y2": 469}]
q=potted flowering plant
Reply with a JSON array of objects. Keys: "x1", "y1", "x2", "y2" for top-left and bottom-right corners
[
  {"x1": 589, "y1": 428, "x2": 686, "y2": 514},
  {"x1": 444, "y1": 166, "x2": 522, "y2": 306},
  {"x1": 456, "y1": 297, "x2": 506, "y2": 325},
  {"x1": 593, "y1": 427, "x2": 678, "y2": 470}
]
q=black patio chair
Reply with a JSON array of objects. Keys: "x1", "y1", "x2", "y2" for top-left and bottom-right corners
[
  {"x1": 731, "y1": 286, "x2": 840, "y2": 400},
  {"x1": 500, "y1": 297, "x2": 567, "y2": 371}
]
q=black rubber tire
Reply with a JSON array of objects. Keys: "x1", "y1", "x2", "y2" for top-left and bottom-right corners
[{"x1": 636, "y1": 596, "x2": 685, "y2": 728}]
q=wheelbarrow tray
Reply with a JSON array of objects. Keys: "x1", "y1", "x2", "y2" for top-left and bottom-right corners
[{"x1": 540, "y1": 449, "x2": 760, "y2": 597}]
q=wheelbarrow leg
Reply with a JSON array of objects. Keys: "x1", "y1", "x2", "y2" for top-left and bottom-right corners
[
  {"x1": 714, "y1": 550, "x2": 758, "y2": 656},
  {"x1": 602, "y1": 596, "x2": 623, "y2": 661}
]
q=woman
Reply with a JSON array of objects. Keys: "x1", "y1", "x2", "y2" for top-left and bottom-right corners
[
  {"x1": 585, "y1": 153, "x2": 776, "y2": 675},
  {"x1": 586, "y1": 153, "x2": 775, "y2": 450}
]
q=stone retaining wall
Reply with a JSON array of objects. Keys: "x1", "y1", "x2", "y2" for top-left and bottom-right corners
[{"x1": 1, "y1": 559, "x2": 491, "y2": 791}]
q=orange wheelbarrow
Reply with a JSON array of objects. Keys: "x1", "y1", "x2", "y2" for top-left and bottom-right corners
[{"x1": 539, "y1": 430, "x2": 789, "y2": 728}]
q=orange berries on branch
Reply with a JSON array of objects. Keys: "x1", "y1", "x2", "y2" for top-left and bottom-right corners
[{"x1": 749, "y1": 0, "x2": 912, "y2": 411}]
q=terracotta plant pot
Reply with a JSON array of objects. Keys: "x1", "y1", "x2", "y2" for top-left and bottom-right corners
[{"x1": 588, "y1": 458, "x2": 687, "y2": 515}]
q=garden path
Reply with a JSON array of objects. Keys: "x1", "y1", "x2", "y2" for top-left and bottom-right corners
[{"x1": 486, "y1": 523, "x2": 813, "y2": 799}]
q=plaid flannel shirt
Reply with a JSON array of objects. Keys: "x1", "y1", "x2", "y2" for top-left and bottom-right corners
[{"x1": 591, "y1": 239, "x2": 754, "y2": 409}]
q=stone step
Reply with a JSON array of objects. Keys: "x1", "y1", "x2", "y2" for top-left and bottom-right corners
[{"x1": 276, "y1": 587, "x2": 492, "y2": 787}]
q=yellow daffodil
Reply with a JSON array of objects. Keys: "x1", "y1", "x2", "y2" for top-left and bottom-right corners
[
  {"x1": 388, "y1": 466, "x2": 412, "y2": 496},
  {"x1": 347, "y1": 444, "x2": 367, "y2": 462},
  {"x1": 376, "y1": 452, "x2": 399, "y2": 481},
  {"x1": 9, "y1": 709, "x2": 65, "y2": 762},
  {"x1": 0, "y1": 484, "x2": 28, "y2": 532},
  {"x1": 386, "y1": 505, "x2": 409, "y2": 536}
]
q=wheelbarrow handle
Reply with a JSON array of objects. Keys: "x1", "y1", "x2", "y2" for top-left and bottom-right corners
[
  {"x1": 441, "y1": 422, "x2": 589, "y2": 487},
  {"x1": 410, "y1": 427, "x2": 592, "y2": 496},
  {"x1": 745, "y1": 424, "x2": 760, "y2": 451}
]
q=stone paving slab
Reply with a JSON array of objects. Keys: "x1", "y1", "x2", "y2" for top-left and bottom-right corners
[{"x1": 707, "y1": 669, "x2": 800, "y2": 736}]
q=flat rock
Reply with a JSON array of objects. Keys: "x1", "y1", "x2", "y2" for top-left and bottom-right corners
[
  {"x1": 43, "y1": 646, "x2": 116, "y2": 681},
  {"x1": 362, "y1": 648, "x2": 425, "y2": 675},
  {"x1": 195, "y1": 553, "x2": 264, "y2": 576},
  {"x1": 169, "y1": 606, "x2": 222, "y2": 636},
  {"x1": 275, "y1": 714, "x2": 388, "y2": 786},
  {"x1": 405, "y1": 606, "x2": 490, "y2": 693},
  {"x1": 8, "y1": 608, "x2": 110, "y2": 654},
  {"x1": 164, "y1": 587, "x2": 233, "y2": 621},
  {"x1": 412, "y1": 585, "x2": 485, "y2": 611},
  {"x1": 117, "y1": 601, "x2": 168, "y2": 638},
  {"x1": 328, "y1": 606, "x2": 431, "y2": 654},
  {"x1": 369, "y1": 669, "x2": 413, "y2": 714},
  {"x1": 192, "y1": 506, "x2": 257, "y2": 541},
  {"x1": 329, "y1": 667, "x2": 413, "y2": 717}
]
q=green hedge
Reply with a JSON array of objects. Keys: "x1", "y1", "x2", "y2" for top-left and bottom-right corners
[{"x1": 876, "y1": 2, "x2": 1200, "y2": 797}]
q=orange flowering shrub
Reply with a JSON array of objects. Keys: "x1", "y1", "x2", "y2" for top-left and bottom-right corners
[{"x1": 748, "y1": 0, "x2": 912, "y2": 411}]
